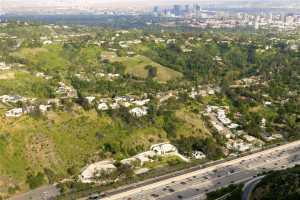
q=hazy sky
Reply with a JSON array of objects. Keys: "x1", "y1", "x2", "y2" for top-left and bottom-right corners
[
  {"x1": 2, "y1": 0, "x2": 299, "y2": 11},
  {"x1": 1, "y1": 0, "x2": 246, "y2": 6},
  {"x1": 0, "y1": 0, "x2": 230, "y2": 10}
]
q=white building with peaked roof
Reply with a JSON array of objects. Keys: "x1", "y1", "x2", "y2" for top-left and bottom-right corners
[
  {"x1": 85, "y1": 96, "x2": 96, "y2": 104},
  {"x1": 79, "y1": 160, "x2": 116, "y2": 183},
  {"x1": 129, "y1": 106, "x2": 148, "y2": 117},
  {"x1": 150, "y1": 143, "x2": 178, "y2": 156},
  {"x1": 133, "y1": 99, "x2": 150, "y2": 106},
  {"x1": 39, "y1": 105, "x2": 51, "y2": 113},
  {"x1": 97, "y1": 103, "x2": 109, "y2": 111},
  {"x1": 5, "y1": 108, "x2": 23, "y2": 118}
]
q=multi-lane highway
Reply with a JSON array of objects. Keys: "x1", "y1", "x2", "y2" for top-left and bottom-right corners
[{"x1": 100, "y1": 140, "x2": 300, "y2": 200}]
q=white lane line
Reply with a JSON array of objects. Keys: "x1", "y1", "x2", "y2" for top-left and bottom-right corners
[{"x1": 102, "y1": 141, "x2": 300, "y2": 200}]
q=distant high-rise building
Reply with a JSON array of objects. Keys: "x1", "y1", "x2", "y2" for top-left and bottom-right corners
[
  {"x1": 195, "y1": 4, "x2": 201, "y2": 12},
  {"x1": 174, "y1": 5, "x2": 182, "y2": 16},
  {"x1": 153, "y1": 6, "x2": 159, "y2": 13},
  {"x1": 185, "y1": 5, "x2": 190, "y2": 13}
]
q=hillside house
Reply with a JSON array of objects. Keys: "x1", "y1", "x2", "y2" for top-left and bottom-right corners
[
  {"x1": 231, "y1": 141, "x2": 251, "y2": 152},
  {"x1": 150, "y1": 143, "x2": 178, "y2": 156},
  {"x1": 39, "y1": 105, "x2": 51, "y2": 113},
  {"x1": 120, "y1": 101, "x2": 131, "y2": 108},
  {"x1": 134, "y1": 151, "x2": 156, "y2": 165},
  {"x1": 5, "y1": 108, "x2": 23, "y2": 118},
  {"x1": 79, "y1": 160, "x2": 116, "y2": 183},
  {"x1": 192, "y1": 151, "x2": 206, "y2": 160},
  {"x1": 217, "y1": 109, "x2": 232, "y2": 125},
  {"x1": 114, "y1": 96, "x2": 133, "y2": 102},
  {"x1": 133, "y1": 99, "x2": 150, "y2": 106},
  {"x1": 129, "y1": 107, "x2": 148, "y2": 117},
  {"x1": 0, "y1": 95, "x2": 26, "y2": 104},
  {"x1": 228, "y1": 123, "x2": 239, "y2": 129},
  {"x1": 97, "y1": 103, "x2": 109, "y2": 111},
  {"x1": 85, "y1": 96, "x2": 96, "y2": 104},
  {"x1": 55, "y1": 82, "x2": 77, "y2": 97}
]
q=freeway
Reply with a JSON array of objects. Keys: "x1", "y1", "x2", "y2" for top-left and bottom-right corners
[
  {"x1": 9, "y1": 185, "x2": 60, "y2": 200},
  {"x1": 99, "y1": 140, "x2": 300, "y2": 200}
]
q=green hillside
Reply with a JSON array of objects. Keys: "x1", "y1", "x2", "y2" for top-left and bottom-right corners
[{"x1": 101, "y1": 51, "x2": 183, "y2": 82}]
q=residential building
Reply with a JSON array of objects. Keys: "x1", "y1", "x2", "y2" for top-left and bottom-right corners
[
  {"x1": 5, "y1": 108, "x2": 23, "y2": 118},
  {"x1": 150, "y1": 143, "x2": 178, "y2": 155},
  {"x1": 79, "y1": 160, "x2": 116, "y2": 183},
  {"x1": 129, "y1": 106, "x2": 148, "y2": 117}
]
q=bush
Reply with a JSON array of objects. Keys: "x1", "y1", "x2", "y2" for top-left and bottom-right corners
[{"x1": 26, "y1": 172, "x2": 45, "y2": 189}]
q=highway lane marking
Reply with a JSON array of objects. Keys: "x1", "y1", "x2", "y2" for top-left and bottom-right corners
[
  {"x1": 116, "y1": 152, "x2": 300, "y2": 200},
  {"x1": 141, "y1": 151, "x2": 300, "y2": 199},
  {"x1": 102, "y1": 141, "x2": 300, "y2": 200}
]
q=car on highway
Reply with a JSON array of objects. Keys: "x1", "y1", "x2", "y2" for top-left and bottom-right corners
[
  {"x1": 151, "y1": 193, "x2": 159, "y2": 197},
  {"x1": 88, "y1": 193, "x2": 101, "y2": 200}
]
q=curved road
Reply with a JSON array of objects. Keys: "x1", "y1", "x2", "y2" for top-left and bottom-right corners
[{"x1": 242, "y1": 176, "x2": 264, "y2": 200}]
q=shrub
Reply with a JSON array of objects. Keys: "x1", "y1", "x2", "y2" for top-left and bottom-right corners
[{"x1": 26, "y1": 172, "x2": 45, "y2": 189}]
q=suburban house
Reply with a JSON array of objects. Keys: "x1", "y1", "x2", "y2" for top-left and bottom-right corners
[
  {"x1": 192, "y1": 151, "x2": 206, "y2": 160},
  {"x1": 85, "y1": 96, "x2": 96, "y2": 104},
  {"x1": 133, "y1": 99, "x2": 150, "y2": 106},
  {"x1": 228, "y1": 123, "x2": 239, "y2": 129},
  {"x1": 80, "y1": 142, "x2": 188, "y2": 183},
  {"x1": 150, "y1": 143, "x2": 178, "y2": 155},
  {"x1": 120, "y1": 101, "x2": 131, "y2": 108},
  {"x1": 97, "y1": 102, "x2": 109, "y2": 111},
  {"x1": 119, "y1": 143, "x2": 185, "y2": 167},
  {"x1": 0, "y1": 95, "x2": 27, "y2": 104},
  {"x1": 5, "y1": 108, "x2": 23, "y2": 118},
  {"x1": 129, "y1": 106, "x2": 148, "y2": 117},
  {"x1": 217, "y1": 109, "x2": 232, "y2": 125},
  {"x1": 55, "y1": 82, "x2": 77, "y2": 98},
  {"x1": 79, "y1": 160, "x2": 117, "y2": 183},
  {"x1": 230, "y1": 141, "x2": 251, "y2": 152},
  {"x1": 39, "y1": 104, "x2": 51, "y2": 113},
  {"x1": 114, "y1": 96, "x2": 133, "y2": 103}
]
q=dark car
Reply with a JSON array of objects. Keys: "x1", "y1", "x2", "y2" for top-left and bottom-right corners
[
  {"x1": 88, "y1": 194, "x2": 100, "y2": 200},
  {"x1": 151, "y1": 194, "x2": 159, "y2": 197}
]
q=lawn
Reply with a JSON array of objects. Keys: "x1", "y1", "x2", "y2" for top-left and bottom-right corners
[
  {"x1": 175, "y1": 108, "x2": 212, "y2": 139},
  {"x1": 144, "y1": 155, "x2": 183, "y2": 169},
  {"x1": 10, "y1": 45, "x2": 70, "y2": 73},
  {"x1": 102, "y1": 51, "x2": 183, "y2": 82},
  {"x1": 0, "y1": 71, "x2": 54, "y2": 98}
]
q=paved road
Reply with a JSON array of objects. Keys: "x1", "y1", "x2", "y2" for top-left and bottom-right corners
[
  {"x1": 241, "y1": 176, "x2": 264, "y2": 200},
  {"x1": 100, "y1": 140, "x2": 300, "y2": 200},
  {"x1": 9, "y1": 185, "x2": 60, "y2": 200}
]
